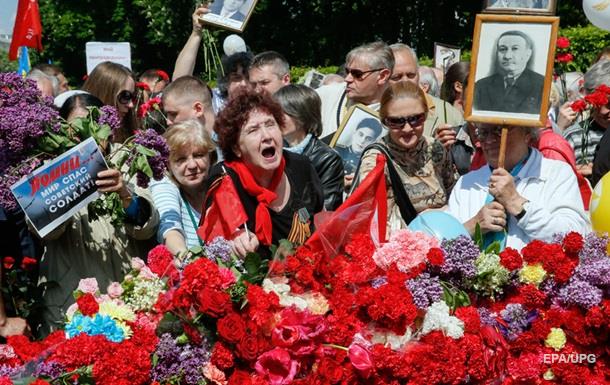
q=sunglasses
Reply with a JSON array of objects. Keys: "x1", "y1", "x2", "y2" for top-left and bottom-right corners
[
  {"x1": 475, "y1": 126, "x2": 503, "y2": 140},
  {"x1": 117, "y1": 90, "x2": 136, "y2": 105},
  {"x1": 382, "y1": 113, "x2": 426, "y2": 130},
  {"x1": 345, "y1": 67, "x2": 384, "y2": 81}
]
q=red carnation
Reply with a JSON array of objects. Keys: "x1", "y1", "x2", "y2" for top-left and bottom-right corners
[
  {"x1": 556, "y1": 36, "x2": 570, "y2": 49},
  {"x1": 454, "y1": 306, "x2": 481, "y2": 333},
  {"x1": 20, "y1": 256, "x2": 37, "y2": 271},
  {"x1": 499, "y1": 247, "x2": 523, "y2": 271},
  {"x1": 562, "y1": 231, "x2": 584, "y2": 254},
  {"x1": 2, "y1": 256, "x2": 15, "y2": 270},
  {"x1": 519, "y1": 284, "x2": 546, "y2": 309},
  {"x1": 570, "y1": 99, "x2": 588, "y2": 113},
  {"x1": 137, "y1": 103, "x2": 150, "y2": 118},
  {"x1": 217, "y1": 312, "x2": 246, "y2": 344},
  {"x1": 0, "y1": 378, "x2": 13, "y2": 385},
  {"x1": 556, "y1": 52, "x2": 574, "y2": 63},
  {"x1": 146, "y1": 245, "x2": 178, "y2": 281},
  {"x1": 211, "y1": 342, "x2": 234, "y2": 370},
  {"x1": 585, "y1": 91, "x2": 609, "y2": 108},
  {"x1": 156, "y1": 70, "x2": 170, "y2": 82},
  {"x1": 76, "y1": 293, "x2": 99, "y2": 316},
  {"x1": 520, "y1": 240, "x2": 546, "y2": 264},
  {"x1": 426, "y1": 247, "x2": 445, "y2": 266},
  {"x1": 92, "y1": 341, "x2": 151, "y2": 385},
  {"x1": 135, "y1": 81, "x2": 151, "y2": 91}
]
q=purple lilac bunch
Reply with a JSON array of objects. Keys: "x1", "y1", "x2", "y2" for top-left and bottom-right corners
[
  {"x1": 0, "y1": 158, "x2": 42, "y2": 212},
  {"x1": 580, "y1": 232, "x2": 608, "y2": 263},
  {"x1": 128, "y1": 129, "x2": 169, "y2": 188},
  {"x1": 206, "y1": 236, "x2": 234, "y2": 265},
  {"x1": 499, "y1": 303, "x2": 537, "y2": 340},
  {"x1": 407, "y1": 273, "x2": 443, "y2": 309},
  {"x1": 98, "y1": 105, "x2": 122, "y2": 136},
  {"x1": 151, "y1": 333, "x2": 211, "y2": 385},
  {"x1": 440, "y1": 235, "x2": 479, "y2": 281}
]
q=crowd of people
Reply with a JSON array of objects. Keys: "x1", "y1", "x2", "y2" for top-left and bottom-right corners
[{"x1": 1, "y1": 4, "x2": 606, "y2": 338}]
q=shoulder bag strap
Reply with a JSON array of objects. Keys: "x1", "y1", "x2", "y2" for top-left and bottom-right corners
[{"x1": 351, "y1": 143, "x2": 418, "y2": 225}]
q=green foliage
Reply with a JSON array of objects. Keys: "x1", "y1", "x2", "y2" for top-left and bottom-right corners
[
  {"x1": 290, "y1": 65, "x2": 339, "y2": 83},
  {"x1": 559, "y1": 25, "x2": 610, "y2": 73},
  {"x1": 0, "y1": 50, "x2": 18, "y2": 73}
]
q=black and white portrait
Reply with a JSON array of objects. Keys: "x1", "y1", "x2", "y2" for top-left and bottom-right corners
[
  {"x1": 469, "y1": 17, "x2": 556, "y2": 123},
  {"x1": 483, "y1": 0, "x2": 557, "y2": 15},
  {"x1": 434, "y1": 43, "x2": 461, "y2": 72},
  {"x1": 201, "y1": 0, "x2": 258, "y2": 32},
  {"x1": 330, "y1": 105, "x2": 386, "y2": 174}
]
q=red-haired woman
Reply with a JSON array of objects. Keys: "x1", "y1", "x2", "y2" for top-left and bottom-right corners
[{"x1": 200, "y1": 90, "x2": 324, "y2": 257}]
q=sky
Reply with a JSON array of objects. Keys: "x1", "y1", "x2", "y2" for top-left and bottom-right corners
[{"x1": 0, "y1": 0, "x2": 18, "y2": 36}]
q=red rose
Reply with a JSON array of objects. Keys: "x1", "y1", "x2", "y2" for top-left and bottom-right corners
[
  {"x1": 20, "y1": 256, "x2": 37, "y2": 271},
  {"x1": 211, "y1": 342, "x2": 234, "y2": 370},
  {"x1": 76, "y1": 293, "x2": 99, "y2": 316},
  {"x1": 197, "y1": 288, "x2": 231, "y2": 318},
  {"x1": 236, "y1": 334, "x2": 260, "y2": 361},
  {"x1": 556, "y1": 36, "x2": 570, "y2": 49},
  {"x1": 426, "y1": 247, "x2": 445, "y2": 267},
  {"x1": 217, "y1": 312, "x2": 246, "y2": 343},
  {"x1": 499, "y1": 247, "x2": 522, "y2": 271},
  {"x1": 585, "y1": 91, "x2": 609, "y2": 108},
  {"x1": 562, "y1": 231, "x2": 584, "y2": 254},
  {"x1": 2, "y1": 256, "x2": 15, "y2": 270},
  {"x1": 556, "y1": 52, "x2": 573, "y2": 63},
  {"x1": 570, "y1": 99, "x2": 587, "y2": 113},
  {"x1": 228, "y1": 370, "x2": 252, "y2": 385}
]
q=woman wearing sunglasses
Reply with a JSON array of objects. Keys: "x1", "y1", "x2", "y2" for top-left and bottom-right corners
[
  {"x1": 83, "y1": 61, "x2": 138, "y2": 142},
  {"x1": 352, "y1": 81, "x2": 456, "y2": 234}
]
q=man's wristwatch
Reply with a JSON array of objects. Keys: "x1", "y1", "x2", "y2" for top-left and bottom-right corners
[{"x1": 515, "y1": 200, "x2": 529, "y2": 220}]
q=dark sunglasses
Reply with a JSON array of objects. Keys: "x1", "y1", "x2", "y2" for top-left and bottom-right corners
[
  {"x1": 117, "y1": 90, "x2": 136, "y2": 105},
  {"x1": 382, "y1": 113, "x2": 426, "y2": 129},
  {"x1": 475, "y1": 126, "x2": 503, "y2": 140},
  {"x1": 345, "y1": 67, "x2": 385, "y2": 81}
]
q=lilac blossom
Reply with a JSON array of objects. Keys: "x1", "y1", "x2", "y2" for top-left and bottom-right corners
[
  {"x1": 128, "y1": 129, "x2": 169, "y2": 188},
  {"x1": 574, "y1": 258, "x2": 610, "y2": 286},
  {"x1": 407, "y1": 273, "x2": 443, "y2": 309},
  {"x1": 98, "y1": 105, "x2": 122, "y2": 136},
  {"x1": 440, "y1": 235, "x2": 479, "y2": 280},
  {"x1": 580, "y1": 233, "x2": 609, "y2": 263},
  {"x1": 558, "y1": 279, "x2": 603, "y2": 309},
  {"x1": 151, "y1": 333, "x2": 211, "y2": 385},
  {"x1": 499, "y1": 303, "x2": 537, "y2": 340},
  {"x1": 370, "y1": 276, "x2": 388, "y2": 289},
  {"x1": 33, "y1": 361, "x2": 65, "y2": 378},
  {"x1": 206, "y1": 236, "x2": 233, "y2": 264}
]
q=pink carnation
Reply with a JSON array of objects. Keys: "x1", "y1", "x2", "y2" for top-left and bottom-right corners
[
  {"x1": 219, "y1": 267, "x2": 237, "y2": 290},
  {"x1": 131, "y1": 257, "x2": 146, "y2": 270},
  {"x1": 203, "y1": 363, "x2": 228, "y2": 385},
  {"x1": 77, "y1": 278, "x2": 99, "y2": 294},
  {"x1": 372, "y1": 229, "x2": 439, "y2": 272}
]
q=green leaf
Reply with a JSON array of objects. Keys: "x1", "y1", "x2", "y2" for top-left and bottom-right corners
[
  {"x1": 485, "y1": 240, "x2": 501, "y2": 255},
  {"x1": 135, "y1": 154, "x2": 153, "y2": 178},
  {"x1": 474, "y1": 223, "x2": 483, "y2": 250},
  {"x1": 135, "y1": 143, "x2": 157, "y2": 156},
  {"x1": 243, "y1": 252, "x2": 262, "y2": 276}
]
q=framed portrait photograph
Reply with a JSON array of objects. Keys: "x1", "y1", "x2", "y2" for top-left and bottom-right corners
[
  {"x1": 483, "y1": 0, "x2": 557, "y2": 15},
  {"x1": 201, "y1": 0, "x2": 258, "y2": 33},
  {"x1": 330, "y1": 105, "x2": 386, "y2": 175},
  {"x1": 464, "y1": 14, "x2": 559, "y2": 127},
  {"x1": 434, "y1": 43, "x2": 461, "y2": 73}
]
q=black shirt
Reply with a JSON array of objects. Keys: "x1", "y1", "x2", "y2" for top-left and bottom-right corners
[
  {"x1": 204, "y1": 151, "x2": 324, "y2": 247},
  {"x1": 592, "y1": 126, "x2": 610, "y2": 188}
]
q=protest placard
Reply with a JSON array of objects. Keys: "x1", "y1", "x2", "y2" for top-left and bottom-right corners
[
  {"x1": 85, "y1": 42, "x2": 131, "y2": 74},
  {"x1": 11, "y1": 137, "x2": 108, "y2": 237}
]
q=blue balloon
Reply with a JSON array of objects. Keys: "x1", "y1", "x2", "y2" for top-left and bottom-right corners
[{"x1": 407, "y1": 211, "x2": 469, "y2": 240}]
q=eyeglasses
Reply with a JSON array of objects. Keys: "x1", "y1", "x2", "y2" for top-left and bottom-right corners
[
  {"x1": 382, "y1": 113, "x2": 426, "y2": 130},
  {"x1": 117, "y1": 90, "x2": 136, "y2": 105},
  {"x1": 345, "y1": 67, "x2": 385, "y2": 81},
  {"x1": 475, "y1": 126, "x2": 503, "y2": 140}
]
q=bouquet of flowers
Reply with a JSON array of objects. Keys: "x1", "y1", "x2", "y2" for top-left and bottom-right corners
[
  {"x1": 0, "y1": 71, "x2": 169, "y2": 226},
  {"x1": 570, "y1": 84, "x2": 610, "y2": 164}
]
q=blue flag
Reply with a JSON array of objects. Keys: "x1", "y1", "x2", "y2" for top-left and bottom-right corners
[{"x1": 17, "y1": 46, "x2": 30, "y2": 77}]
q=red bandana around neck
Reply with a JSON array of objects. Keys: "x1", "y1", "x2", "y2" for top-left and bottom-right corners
[{"x1": 224, "y1": 155, "x2": 286, "y2": 245}]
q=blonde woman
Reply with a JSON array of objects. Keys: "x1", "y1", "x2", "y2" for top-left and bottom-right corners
[{"x1": 150, "y1": 119, "x2": 216, "y2": 254}]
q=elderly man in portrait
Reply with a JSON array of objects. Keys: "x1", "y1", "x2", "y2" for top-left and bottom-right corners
[
  {"x1": 210, "y1": 0, "x2": 248, "y2": 21},
  {"x1": 474, "y1": 30, "x2": 545, "y2": 114},
  {"x1": 316, "y1": 41, "x2": 393, "y2": 138}
]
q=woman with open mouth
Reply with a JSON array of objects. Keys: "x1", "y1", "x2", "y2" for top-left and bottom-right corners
[{"x1": 199, "y1": 90, "x2": 324, "y2": 258}]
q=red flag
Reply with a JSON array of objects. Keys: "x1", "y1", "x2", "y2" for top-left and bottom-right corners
[
  {"x1": 198, "y1": 174, "x2": 249, "y2": 243},
  {"x1": 9, "y1": 0, "x2": 43, "y2": 61},
  {"x1": 305, "y1": 154, "x2": 388, "y2": 258}
]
